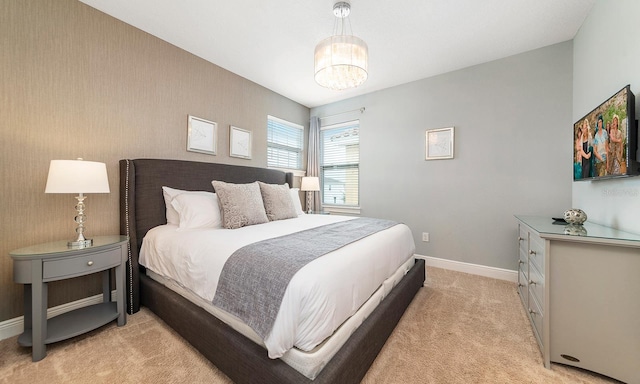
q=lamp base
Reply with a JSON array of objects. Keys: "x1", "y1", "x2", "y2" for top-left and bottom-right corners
[
  {"x1": 306, "y1": 191, "x2": 315, "y2": 215},
  {"x1": 68, "y1": 239, "x2": 92, "y2": 249},
  {"x1": 68, "y1": 193, "x2": 92, "y2": 249}
]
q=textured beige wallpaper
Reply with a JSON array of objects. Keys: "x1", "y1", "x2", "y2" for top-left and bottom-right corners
[{"x1": 0, "y1": 0, "x2": 309, "y2": 321}]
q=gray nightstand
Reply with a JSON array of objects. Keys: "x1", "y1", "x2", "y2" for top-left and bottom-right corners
[{"x1": 10, "y1": 235, "x2": 128, "y2": 361}]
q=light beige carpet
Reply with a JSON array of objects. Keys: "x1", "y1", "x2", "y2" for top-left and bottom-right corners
[{"x1": 0, "y1": 267, "x2": 620, "y2": 384}]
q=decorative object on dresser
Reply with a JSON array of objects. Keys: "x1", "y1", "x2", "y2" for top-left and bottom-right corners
[
  {"x1": 229, "y1": 125, "x2": 252, "y2": 159},
  {"x1": 515, "y1": 215, "x2": 640, "y2": 384},
  {"x1": 44, "y1": 159, "x2": 110, "y2": 248},
  {"x1": 562, "y1": 208, "x2": 587, "y2": 225},
  {"x1": 9, "y1": 236, "x2": 128, "y2": 362},
  {"x1": 314, "y1": 1, "x2": 368, "y2": 90},
  {"x1": 300, "y1": 176, "x2": 320, "y2": 214},
  {"x1": 187, "y1": 115, "x2": 217, "y2": 155}
]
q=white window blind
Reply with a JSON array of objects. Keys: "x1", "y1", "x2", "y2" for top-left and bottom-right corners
[
  {"x1": 267, "y1": 115, "x2": 304, "y2": 170},
  {"x1": 320, "y1": 120, "x2": 359, "y2": 207}
]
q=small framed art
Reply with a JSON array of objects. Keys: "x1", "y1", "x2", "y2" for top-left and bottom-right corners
[
  {"x1": 187, "y1": 115, "x2": 217, "y2": 155},
  {"x1": 426, "y1": 127, "x2": 454, "y2": 160},
  {"x1": 230, "y1": 126, "x2": 252, "y2": 159}
]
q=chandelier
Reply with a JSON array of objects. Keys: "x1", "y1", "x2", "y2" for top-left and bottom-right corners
[{"x1": 314, "y1": 1, "x2": 368, "y2": 90}]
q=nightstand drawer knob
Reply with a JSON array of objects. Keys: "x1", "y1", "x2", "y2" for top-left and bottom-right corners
[
  {"x1": 529, "y1": 279, "x2": 537, "y2": 286},
  {"x1": 87, "y1": 261, "x2": 94, "y2": 266},
  {"x1": 529, "y1": 250, "x2": 536, "y2": 255}
]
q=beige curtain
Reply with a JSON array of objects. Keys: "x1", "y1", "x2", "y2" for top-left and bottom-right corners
[{"x1": 307, "y1": 116, "x2": 321, "y2": 212}]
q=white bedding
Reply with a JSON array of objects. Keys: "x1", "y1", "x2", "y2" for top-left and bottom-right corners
[{"x1": 140, "y1": 214, "x2": 416, "y2": 360}]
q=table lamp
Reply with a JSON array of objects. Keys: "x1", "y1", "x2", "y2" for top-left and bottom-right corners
[
  {"x1": 300, "y1": 176, "x2": 320, "y2": 214},
  {"x1": 45, "y1": 158, "x2": 110, "y2": 248}
]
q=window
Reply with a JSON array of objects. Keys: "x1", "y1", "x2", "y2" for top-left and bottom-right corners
[
  {"x1": 320, "y1": 120, "x2": 359, "y2": 207},
  {"x1": 267, "y1": 115, "x2": 304, "y2": 170}
]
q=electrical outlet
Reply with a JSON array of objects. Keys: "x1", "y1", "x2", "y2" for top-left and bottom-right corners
[{"x1": 422, "y1": 232, "x2": 429, "y2": 242}]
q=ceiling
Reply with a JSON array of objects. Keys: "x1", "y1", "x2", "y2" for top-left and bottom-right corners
[{"x1": 79, "y1": 0, "x2": 595, "y2": 108}]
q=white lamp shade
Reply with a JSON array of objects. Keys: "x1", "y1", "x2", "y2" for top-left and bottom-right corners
[
  {"x1": 314, "y1": 35, "x2": 368, "y2": 90},
  {"x1": 301, "y1": 176, "x2": 320, "y2": 192},
  {"x1": 45, "y1": 159, "x2": 110, "y2": 194}
]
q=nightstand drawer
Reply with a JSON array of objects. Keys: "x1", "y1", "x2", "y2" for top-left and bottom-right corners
[{"x1": 43, "y1": 248, "x2": 121, "y2": 281}]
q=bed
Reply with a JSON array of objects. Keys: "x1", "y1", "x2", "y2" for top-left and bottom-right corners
[{"x1": 119, "y1": 158, "x2": 425, "y2": 384}]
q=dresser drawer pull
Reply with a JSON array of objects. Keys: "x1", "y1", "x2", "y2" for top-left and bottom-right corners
[
  {"x1": 528, "y1": 279, "x2": 537, "y2": 286},
  {"x1": 518, "y1": 237, "x2": 523, "y2": 241},
  {"x1": 518, "y1": 283, "x2": 524, "y2": 288},
  {"x1": 529, "y1": 308, "x2": 537, "y2": 315},
  {"x1": 87, "y1": 261, "x2": 94, "y2": 266},
  {"x1": 529, "y1": 250, "x2": 536, "y2": 255}
]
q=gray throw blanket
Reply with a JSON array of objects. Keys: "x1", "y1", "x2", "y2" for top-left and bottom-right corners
[{"x1": 212, "y1": 217, "x2": 398, "y2": 339}]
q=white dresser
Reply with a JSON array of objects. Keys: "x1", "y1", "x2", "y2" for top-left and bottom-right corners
[{"x1": 515, "y1": 215, "x2": 640, "y2": 384}]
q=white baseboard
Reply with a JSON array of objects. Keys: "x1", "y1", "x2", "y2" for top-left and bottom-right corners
[
  {"x1": 0, "y1": 291, "x2": 116, "y2": 341},
  {"x1": 416, "y1": 254, "x2": 518, "y2": 283},
  {"x1": 0, "y1": 316, "x2": 24, "y2": 343}
]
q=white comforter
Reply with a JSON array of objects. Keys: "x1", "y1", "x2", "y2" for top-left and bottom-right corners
[{"x1": 140, "y1": 214, "x2": 415, "y2": 358}]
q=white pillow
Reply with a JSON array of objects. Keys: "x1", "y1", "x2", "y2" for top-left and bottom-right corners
[
  {"x1": 162, "y1": 186, "x2": 214, "y2": 225},
  {"x1": 289, "y1": 188, "x2": 305, "y2": 216},
  {"x1": 170, "y1": 192, "x2": 222, "y2": 230}
]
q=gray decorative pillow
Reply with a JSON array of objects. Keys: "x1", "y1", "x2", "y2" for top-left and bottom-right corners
[
  {"x1": 258, "y1": 182, "x2": 298, "y2": 221},
  {"x1": 211, "y1": 181, "x2": 268, "y2": 229}
]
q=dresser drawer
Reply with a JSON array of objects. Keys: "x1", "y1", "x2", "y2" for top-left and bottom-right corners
[
  {"x1": 518, "y1": 225, "x2": 528, "y2": 255},
  {"x1": 528, "y1": 263, "x2": 545, "y2": 308},
  {"x1": 528, "y1": 289, "x2": 544, "y2": 348},
  {"x1": 518, "y1": 268, "x2": 528, "y2": 306},
  {"x1": 518, "y1": 260, "x2": 528, "y2": 283},
  {"x1": 528, "y1": 234, "x2": 545, "y2": 273},
  {"x1": 43, "y1": 247, "x2": 121, "y2": 281},
  {"x1": 518, "y1": 248, "x2": 528, "y2": 271}
]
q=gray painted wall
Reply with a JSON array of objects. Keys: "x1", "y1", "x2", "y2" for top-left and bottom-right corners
[
  {"x1": 312, "y1": 42, "x2": 573, "y2": 271},
  {"x1": 572, "y1": 0, "x2": 640, "y2": 234}
]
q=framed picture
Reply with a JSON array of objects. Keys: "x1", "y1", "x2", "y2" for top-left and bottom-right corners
[
  {"x1": 426, "y1": 127, "x2": 454, "y2": 160},
  {"x1": 187, "y1": 115, "x2": 217, "y2": 155},
  {"x1": 230, "y1": 126, "x2": 252, "y2": 159}
]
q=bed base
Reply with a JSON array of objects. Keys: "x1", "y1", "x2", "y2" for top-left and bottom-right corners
[{"x1": 141, "y1": 260, "x2": 424, "y2": 384}]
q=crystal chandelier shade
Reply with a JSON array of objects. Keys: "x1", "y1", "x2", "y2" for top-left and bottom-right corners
[{"x1": 314, "y1": 2, "x2": 368, "y2": 90}]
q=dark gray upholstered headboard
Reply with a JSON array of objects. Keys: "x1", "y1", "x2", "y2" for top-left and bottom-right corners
[{"x1": 119, "y1": 158, "x2": 293, "y2": 314}]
